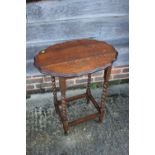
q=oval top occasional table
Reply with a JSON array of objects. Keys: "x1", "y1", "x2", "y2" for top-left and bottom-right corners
[{"x1": 34, "y1": 39, "x2": 117, "y2": 134}]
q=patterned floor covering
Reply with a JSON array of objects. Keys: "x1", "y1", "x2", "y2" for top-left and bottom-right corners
[{"x1": 26, "y1": 84, "x2": 129, "y2": 155}]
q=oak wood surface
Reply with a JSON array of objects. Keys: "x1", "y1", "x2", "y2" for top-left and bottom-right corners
[{"x1": 34, "y1": 39, "x2": 117, "y2": 77}]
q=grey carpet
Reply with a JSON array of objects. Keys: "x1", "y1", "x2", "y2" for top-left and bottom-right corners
[{"x1": 26, "y1": 84, "x2": 129, "y2": 155}]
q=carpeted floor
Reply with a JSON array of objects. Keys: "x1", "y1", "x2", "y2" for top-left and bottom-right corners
[{"x1": 26, "y1": 84, "x2": 129, "y2": 155}]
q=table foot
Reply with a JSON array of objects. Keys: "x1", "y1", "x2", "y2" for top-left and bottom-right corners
[{"x1": 63, "y1": 121, "x2": 69, "y2": 135}]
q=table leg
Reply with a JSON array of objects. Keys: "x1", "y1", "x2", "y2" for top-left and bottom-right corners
[
  {"x1": 59, "y1": 77, "x2": 69, "y2": 135},
  {"x1": 99, "y1": 66, "x2": 112, "y2": 122},
  {"x1": 51, "y1": 76, "x2": 58, "y2": 113},
  {"x1": 86, "y1": 74, "x2": 91, "y2": 104}
]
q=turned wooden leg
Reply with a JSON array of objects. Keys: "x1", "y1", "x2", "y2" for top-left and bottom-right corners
[
  {"x1": 86, "y1": 74, "x2": 91, "y2": 104},
  {"x1": 51, "y1": 76, "x2": 58, "y2": 113},
  {"x1": 59, "y1": 77, "x2": 69, "y2": 135},
  {"x1": 99, "y1": 66, "x2": 112, "y2": 122}
]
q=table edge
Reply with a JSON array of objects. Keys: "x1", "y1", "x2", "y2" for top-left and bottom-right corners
[{"x1": 34, "y1": 62, "x2": 113, "y2": 77}]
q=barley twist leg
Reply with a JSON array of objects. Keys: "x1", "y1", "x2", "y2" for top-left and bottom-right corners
[
  {"x1": 59, "y1": 78, "x2": 69, "y2": 135},
  {"x1": 86, "y1": 74, "x2": 91, "y2": 104},
  {"x1": 51, "y1": 76, "x2": 58, "y2": 113},
  {"x1": 99, "y1": 66, "x2": 112, "y2": 122}
]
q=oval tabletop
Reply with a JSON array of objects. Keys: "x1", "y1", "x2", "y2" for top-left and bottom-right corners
[{"x1": 34, "y1": 39, "x2": 117, "y2": 77}]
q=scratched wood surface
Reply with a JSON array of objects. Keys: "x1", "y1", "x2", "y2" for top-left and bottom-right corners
[
  {"x1": 26, "y1": 0, "x2": 129, "y2": 76},
  {"x1": 27, "y1": 43, "x2": 128, "y2": 76},
  {"x1": 34, "y1": 39, "x2": 117, "y2": 77}
]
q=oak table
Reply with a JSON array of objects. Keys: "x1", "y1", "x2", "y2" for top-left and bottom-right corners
[{"x1": 34, "y1": 39, "x2": 117, "y2": 134}]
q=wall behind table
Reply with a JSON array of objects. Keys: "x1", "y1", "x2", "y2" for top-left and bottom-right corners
[
  {"x1": 26, "y1": 0, "x2": 129, "y2": 76},
  {"x1": 26, "y1": 0, "x2": 129, "y2": 93}
]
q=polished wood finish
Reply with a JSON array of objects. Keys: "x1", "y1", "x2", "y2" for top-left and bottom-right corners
[
  {"x1": 99, "y1": 66, "x2": 112, "y2": 122},
  {"x1": 59, "y1": 78, "x2": 68, "y2": 134},
  {"x1": 57, "y1": 93, "x2": 86, "y2": 105},
  {"x1": 66, "y1": 93, "x2": 86, "y2": 102},
  {"x1": 34, "y1": 39, "x2": 117, "y2": 77},
  {"x1": 34, "y1": 39, "x2": 117, "y2": 134},
  {"x1": 51, "y1": 76, "x2": 58, "y2": 114},
  {"x1": 69, "y1": 113, "x2": 100, "y2": 127},
  {"x1": 86, "y1": 74, "x2": 91, "y2": 104},
  {"x1": 88, "y1": 93, "x2": 101, "y2": 113}
]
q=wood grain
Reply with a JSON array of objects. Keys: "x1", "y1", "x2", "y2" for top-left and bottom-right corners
[
  {"x1": 26, "y1": 38, "x2": 128, "y2": 61},
  {"x1": 26, "y1": 0, "x2": 128, "y2": 76},
  {"x1": 34, "y1": 39, "x2": 117, "y2": 77},
  {"x1": 27, "y1": 45, "x2": 127, "y2": 76}
]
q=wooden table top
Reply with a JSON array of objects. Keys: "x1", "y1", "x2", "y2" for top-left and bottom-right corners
[{"x1": 34, "y1": 39, "x2": 117, "y2": 77}]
